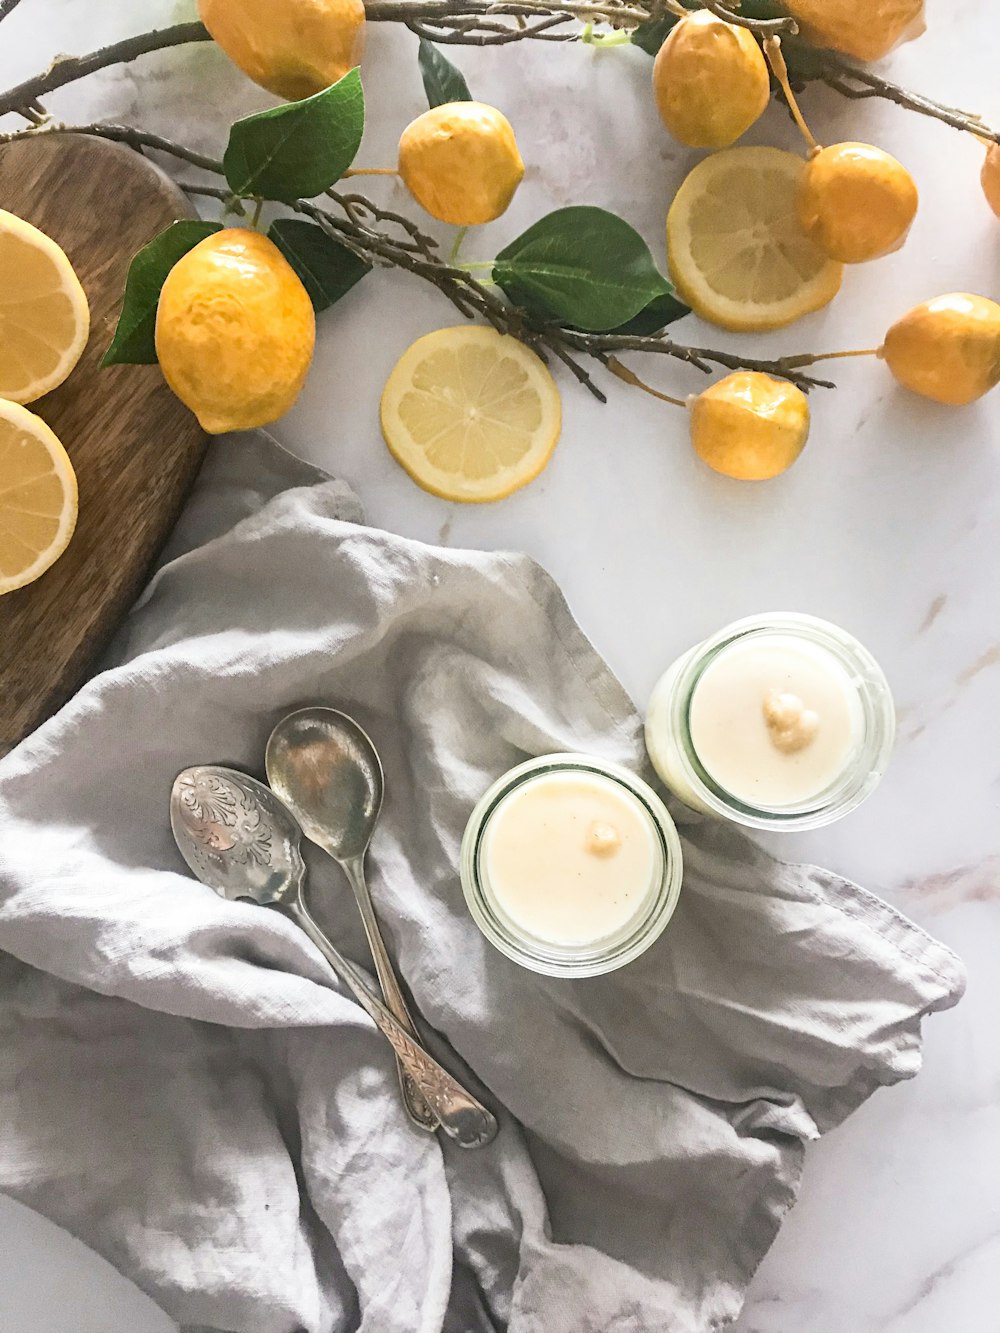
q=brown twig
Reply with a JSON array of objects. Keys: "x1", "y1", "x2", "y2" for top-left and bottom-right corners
[
  {"x1": 327, "y1": 188, "x2": 439, "y2": 258},
  {"x1": 0, "y1": 22, "x2": 212, "y2": 119},
  {"x1": 0, "y1": 117, "x2": 224, "y2": 173},
  {"x1": 795, "y1": 41, "x2": 1000, "y2": 144},
  {"x1": 0, "y1": 0, "x2": 26, "y2": 21},
  {"x1": 371, "y1": 0, "x2": 648, "y2": 24},
  {"x1": 407, "y1": 14, "x2": 577, "y2": 43},
  {"x1": 700, "y1": 0, "x2": 796, "y2": 37}
]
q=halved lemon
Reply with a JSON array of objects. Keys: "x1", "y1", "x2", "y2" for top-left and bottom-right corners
[
  {"x1": 0, "y1": 398, "x2": 78, "y2": 595},
  {"x1": 667, "y1": 146, "x2": 843, "y2": 332},
  {"x1": 0, "y1": 209, "x2": 91, "y2": 404},
  {"x1": 380, "y1": 326, "x2": 562, "y2": 503}
]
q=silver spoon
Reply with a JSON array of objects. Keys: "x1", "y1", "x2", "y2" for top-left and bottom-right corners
[
  {"x1": 265, "y1": 708, "x2": 436, "y2": 1133},
  {"x1": 170, "y1": 765, "x2": 498, "y2": 1149}
]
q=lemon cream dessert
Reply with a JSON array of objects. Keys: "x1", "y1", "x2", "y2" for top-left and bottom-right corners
[
  {"x1": 480, "y1": 769, "x2": 659, "y2": 946},
  {"x1": 461, "y1": 756, "x2": 683, "y2": 977},
  {"x1": 645, "y1": 615, "x2": 895, "y2": 831}
]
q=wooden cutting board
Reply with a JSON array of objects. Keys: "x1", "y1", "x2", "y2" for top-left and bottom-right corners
[{"x1": 0, "y1": 134, "x2": 208, "y2": 755}]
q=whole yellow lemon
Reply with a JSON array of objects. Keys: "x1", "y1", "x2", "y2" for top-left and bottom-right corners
[
  {"x1": 398, "y1": 102, "x2": 524, "y2": 227},
  {"x1": 982, "y1": 143, "x2": 1000, "y2": 218},
  {"x1": 783, "y1": 0, "x2": 925, "y2": 61},
  {"x1": 652, "y1": 11, "x2": 770, "y2": 150},
  {"x1": 689, "y1": 372, "x2": 810, "y2": 480},
  {"x1": 156, "y1": 229, "x2": 316, "y2": 434},
  {"x1": 880, "y1": 293, "x2": 1000, "y2": 406},
  {"x1": 198, "y1": 0, "x2": 365, "y2": 101},
  {"x1": 797, "y1": 142, "x2": 918, "y2": 264}
]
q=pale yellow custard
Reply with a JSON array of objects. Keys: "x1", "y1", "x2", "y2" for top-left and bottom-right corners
[
  {"x1": 481, "y1": 770, "x2": 659, "y2": 946},
  {"x1": 688, "y1": 637, "x2": 862, "y2": 806}
]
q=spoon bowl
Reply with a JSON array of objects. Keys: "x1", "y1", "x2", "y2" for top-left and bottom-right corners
[
  {"x1": 170, "y1": 764, "x2": 304, "y2": 906},
  {"x1": 265, "y1": 707, "x2": 383, "y2": 861}
]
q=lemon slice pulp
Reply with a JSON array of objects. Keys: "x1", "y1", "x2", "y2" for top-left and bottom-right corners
[
  {"x1": 0, "y1": 209, "x2": 91, "y2": 404},
  {"x1": 0, "y1": 398, "x2": 78, "y2": 595},
  {"x1": 380, "y1": 326, "x2": 562, "y2": 503},
  {"x1": 667, "y1": 146, "x2": 843, "y2": 332}
]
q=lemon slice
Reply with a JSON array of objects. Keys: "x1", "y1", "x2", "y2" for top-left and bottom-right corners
[
  {"x1": 0, "y1": 209, "x2": 91, "y2": 404},
  {"x1": 0, "y1": 398, "x2": 78, "y2": 595},
  {"x1": 667, "y1": 146, "x2": 843, "y2": 332},
  {"x1": 380, "y1": 326, "x2": 562, "y2": 503}
]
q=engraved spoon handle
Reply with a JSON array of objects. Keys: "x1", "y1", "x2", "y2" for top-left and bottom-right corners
[
  {"x1": 340, "y1": 854, "x2": 438, "y2": 1132},
  {"x1": 287, "y1": 897, "x2": 498, "y2": 1148}
]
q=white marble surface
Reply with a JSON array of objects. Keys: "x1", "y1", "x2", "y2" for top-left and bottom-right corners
[{"x1": 1, "y1": 0, "x2": 998, "y2": 1328}]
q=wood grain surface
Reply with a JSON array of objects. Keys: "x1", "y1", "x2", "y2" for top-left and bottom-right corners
[{"x1": 0, "y1": 134, "x2": 207, "y2": 755}]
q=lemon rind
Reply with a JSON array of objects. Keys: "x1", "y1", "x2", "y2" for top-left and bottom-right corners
[{"x1": 0, "y1": 398, "x2": 79, "y2": 595}]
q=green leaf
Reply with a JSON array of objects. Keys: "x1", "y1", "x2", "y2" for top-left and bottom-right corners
[
  {"x1": 417, "y1": 37, "x2": 472, "y2": 108},
  {"x1": 629, "y1": 17, "x2": 675, "y2": 54},
  {"x1": 607, "y1": 291, "x2": 690, "y2": 335},
  {"x1": 102, "y1": 219, "x2": 222, "y2": 366},
  {"x1": 223, "y1": 68, "x2": 365, "y2": 203},
  {"x1": 268, "y1": 218, "x2": 371, "y2": 313},
  {"x1": 493, "y1": 206, "x2": 672, "y2": 332},
  {"x1": 501, "y1": 280, "x2": 689, "y2": 336}
]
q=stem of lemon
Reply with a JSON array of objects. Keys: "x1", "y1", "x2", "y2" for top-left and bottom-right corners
[
  {"x1": 342, "y1": 167, "x2": 400, "y2": 177},
  {"x1": 250, "y1": 197, "x2": 264, "y2": 229},
  {"x1": 794, "y1": 348, "x2": 882, "y2": 364},
  {"x1": 449, "y1": 226, "x2": 469, "y2": 262},
  {"x1": 606, "y1": 358, "x2": 686, "y2": 407},
  {"x1": 582, "y1": 26, "x2": 632, "y2": 46},
  {"x1": 764, "y1": 36, "x2": 820, "y2": 156}
]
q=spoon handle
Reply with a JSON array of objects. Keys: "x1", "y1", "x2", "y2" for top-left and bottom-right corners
[
  {"x1": 340, "y1": 855, "x2": 439, "y2": 1132},
  {"x1": 288, "y1": 898, "x2": 499, "y2": 1149}
]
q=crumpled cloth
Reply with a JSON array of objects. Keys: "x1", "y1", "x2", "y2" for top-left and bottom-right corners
[{"x1": 0, "y1": 432, "x2": 965, "y2": 1333}]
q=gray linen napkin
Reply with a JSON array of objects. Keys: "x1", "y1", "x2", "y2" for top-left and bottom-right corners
[{"x1": 0, "y1": 432, "x2": 965, "y2": 1333}]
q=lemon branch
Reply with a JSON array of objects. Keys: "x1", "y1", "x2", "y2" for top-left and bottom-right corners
[
  {"x1": 0, "y1": 113, "x2": 835, "y2": 396},
  {"x1": 785, "y1": 39, "x2": 1000, "y2": 144},
  {"x1": 0, "y1": 13, "x2": 996, "y2": 144},
  {"x1": 0, "y1": 117, "x2": 225, "y2": 174},
  {"x1": 0, "y1": 23, "x2": 212, "y2": 118},
  {"x1": 0, "y1": 0, "x2": 26, "y2": 21}
]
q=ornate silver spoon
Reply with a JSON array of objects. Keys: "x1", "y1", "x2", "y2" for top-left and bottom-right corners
[
  {"x1": 170, "y1": 765, "x2": 498, "y2": 1149},
  {"x1": 265, "y1": 707, "x2": 436, "y2": 1133}
]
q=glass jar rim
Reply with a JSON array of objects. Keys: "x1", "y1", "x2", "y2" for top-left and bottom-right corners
[
  {"x1": 667, "y1": 612, "x2": 895, "y2": 831},
  {"x1": 460, "y1": 753, "x2": 684, "y2": 978}
]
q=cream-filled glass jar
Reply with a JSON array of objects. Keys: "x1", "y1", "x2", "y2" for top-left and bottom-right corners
[
  {"x1": 645, "y1": 614, "x2": 895, "y2": 831},
  {"x1": 460, "y1": 754, "x2": 683, "y2": 977}
]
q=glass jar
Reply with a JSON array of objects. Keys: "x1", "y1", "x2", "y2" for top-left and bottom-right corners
[
  {"x1": 460, "y1": 753, "x2": 684, "y2": 978},
  {"x1": 645, "y1": 613, "x2": 895, "y2": 832}
]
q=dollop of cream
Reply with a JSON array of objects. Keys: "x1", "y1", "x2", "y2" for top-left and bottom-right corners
[
  {"x1": 762, "y1": 688, "x2": 820, "y2": 754},
  {"x1": 585, "y1": 820, "x2": 622, "y2": 857}
]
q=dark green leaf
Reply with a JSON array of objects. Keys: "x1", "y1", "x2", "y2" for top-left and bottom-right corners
[
  {"x1": 606, "y1": 291, "x2": 690, "y2": 335},
  {"x1": 493, "y1": 206, "x2": 672, "y2": 332},
  {"x1": 781, "y1": 35, "x2": 830, "y2": 83},
  {"x1": 223, "y1": 68, "x2": 365, "y2": 203},
  {"x1": 268, "y1": 218, "x2": 370, "y2": 313},
  {"x1": 417, "y1": 37, "x2": 472, "y2": 108},
  {"x1": 629, "y1": 17, "x2": 676, "y2": 54},
  {"x1": 501, "y1": 280, "x2": 689, "y2": 335},
  {"x1": 102, "y1": 219, "x2": 222, "y2": 366}
]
